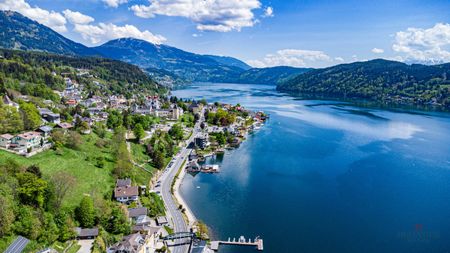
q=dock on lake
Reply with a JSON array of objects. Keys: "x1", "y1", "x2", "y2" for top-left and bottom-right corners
[{"x1": 210, "y1": 236, "x2": 263, "y2": 251}]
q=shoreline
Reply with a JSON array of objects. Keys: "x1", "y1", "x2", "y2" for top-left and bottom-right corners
[
  {"x1": 165, "y1": 106, "x2": 267, "y2": 246},
  {"x1": 172, "y1": 160, "x2": 197, "y2": 227}
]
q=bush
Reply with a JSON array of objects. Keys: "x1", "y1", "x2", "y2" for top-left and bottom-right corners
[
  {"x1": 66, "y1": 131, "x2": 83, "y2": 150},
  {"x1": 95, "y1": 157, "x2": 105, "y2": 168},
  {"x1": 95, "y1": 139, "x2": 107, "y2": 148}
]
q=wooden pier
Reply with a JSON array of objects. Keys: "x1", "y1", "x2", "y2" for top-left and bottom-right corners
[{"x1": 210, "y1": 236, "x2": 263, "y2": 251}]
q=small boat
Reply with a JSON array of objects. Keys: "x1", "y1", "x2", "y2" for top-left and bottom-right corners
[{"x1": 201, "y1": 164, "x2": 220, "y2": 173}]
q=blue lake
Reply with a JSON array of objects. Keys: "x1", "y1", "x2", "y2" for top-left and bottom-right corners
[{"x1": 173, "y1": 83, "x2": 450, "y2": 253}]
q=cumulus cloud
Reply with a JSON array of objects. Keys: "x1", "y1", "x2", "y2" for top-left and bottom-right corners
[
  {"x1": 73, "y1": 23, "x2": 166, "y2": 44},
  {"x1": 0, "y1": 0, "x2": 67, "y2": 32},
  {"x1": 63, "y1": 9, "x2": 94, "y2": 25},
  {"x1": 0, "y1": 0, "x2": 166, "y2": 46},
  {"x1": 131, "y1": 0, "x2": 262, "y2": 32},
  {"x1": 262, "y1": 6, "x2": 273, "y2": 18},
  {"x1": 392, "y1": 23, "x2": 450, "y2": 64},
  {"x1": 102, "y1": 0, "x2": 128, "y2": 8},
  {"x1": 371, "y1": 48, "x2": 384, "y2": 54},
  {"x1": 247, "y1": 49, "x2": 336, "y2": 68}
]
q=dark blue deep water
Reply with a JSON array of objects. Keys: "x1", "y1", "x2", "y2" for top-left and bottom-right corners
[{"x1": 173, "y1": 83, "x2": 450, "y2": 253}]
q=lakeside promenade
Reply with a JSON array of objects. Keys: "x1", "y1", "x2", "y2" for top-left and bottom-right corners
[
  {"x1": 173, "y1": 162, "x2": 197, "y2": 227},
  {"x1": 156, "y1": 110, "x2": 204, "y2": 253}
]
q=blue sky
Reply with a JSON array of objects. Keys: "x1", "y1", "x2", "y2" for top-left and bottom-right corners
[{"x1": 2, "y1": 0, "x2": 449, "y2": 67}]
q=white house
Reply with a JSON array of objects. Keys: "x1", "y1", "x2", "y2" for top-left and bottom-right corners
[
  {"x1": 0, "y1": 134, "x2": 14, "y2": 148},
  {"x1": 114, "y1": 179, "x2": 139, "y2": 203},
  {"x1": 10, "y1": 132, "x2": 43, "y2": 153}
]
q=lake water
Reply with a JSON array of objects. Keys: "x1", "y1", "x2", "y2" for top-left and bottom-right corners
[{"x1": 172, "y1": 83, "x2": 450, "y2": 253}]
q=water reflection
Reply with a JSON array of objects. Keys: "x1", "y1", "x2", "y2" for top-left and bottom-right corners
[{"x1": 273, "y1": 108, "x2": 422, "y2": 141}]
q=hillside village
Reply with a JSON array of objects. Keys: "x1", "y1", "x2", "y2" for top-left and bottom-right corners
[{"x1": 0, "y1": 65, "x2": 267, "y2": 253}]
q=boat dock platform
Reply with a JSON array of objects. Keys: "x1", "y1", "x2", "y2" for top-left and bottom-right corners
[{"x1": 210, "y1": 236, "x2": 263, "y2": 251}]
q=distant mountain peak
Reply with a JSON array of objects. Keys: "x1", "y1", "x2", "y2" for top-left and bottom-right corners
[{"x1": 94, "y1": 37, "x2": 250, "y2": 82}]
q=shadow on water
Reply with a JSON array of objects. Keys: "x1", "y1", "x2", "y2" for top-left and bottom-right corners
[
  {"x1": 331, "y1": 106, "x2": 389, "y2": 121},
  {"x1": 296, "y1": 96, "x2": 449, "y2": 116}
]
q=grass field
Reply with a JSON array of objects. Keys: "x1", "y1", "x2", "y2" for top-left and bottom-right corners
[
  {"x1": 129, "y1": 142, "x2": 155, "y2": 185},
  {"x1": 0, "y1": 133, "x2": 115, "y2": 208},
  {"x1": 0, "y1": 131, "x2": 161, "y2": 208}
]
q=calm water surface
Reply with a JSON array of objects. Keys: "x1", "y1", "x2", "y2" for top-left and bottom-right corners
[{"x1": 172, "y1": 83, "x2": 450, "y2": 253}]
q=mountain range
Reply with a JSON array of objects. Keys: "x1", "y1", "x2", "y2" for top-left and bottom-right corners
[
  {"x1": 93, "y1": 38, "x2": 247, "y2": 82},
  {"x1": 0, "y1": 10, "x2": 309, "y2": 85}
]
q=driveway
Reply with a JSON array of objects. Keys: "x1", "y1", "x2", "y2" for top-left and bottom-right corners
[{"x1": 77, "y1": 239, "x2": 94, "y2": 253}]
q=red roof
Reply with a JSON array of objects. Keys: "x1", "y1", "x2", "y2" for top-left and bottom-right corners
[{"x1": 66, "y1": 99, "x2": 77, "y2": 105}]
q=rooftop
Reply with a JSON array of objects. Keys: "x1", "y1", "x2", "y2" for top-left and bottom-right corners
[
  {"x1": 110, "y1": 233, "x2": 147, "y2": 253},
  {"x1": 128, "y1": 207, "x2": 148, "y2": 218},
  {"x1": 17, "y1": 132, "x2": 42, "y2": 140},
  {"x1": 38, "y1": 126, "x2": 53, "y2": 133},
  {"x1": 75, "y1": 227, "x2": 99, "y2": 238},
  {"x1": 115, "y1": 186, "x2": 139, "y2": 198},
  {"x1": 116, "y1": 178, "x2": 132, "y2": 187},
  {"x1": 56, "y1": 122, "x2": 73, "y2": 129},
  {"x1": 156, "y1": 216, "x2": 168, "y2": 225},
  {"x1": 1, "y1": 133, "x2": 14, "y2": 140}
]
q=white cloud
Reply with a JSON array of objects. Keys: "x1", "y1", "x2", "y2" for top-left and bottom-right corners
[
  {"x1": 63, "y1": 9, "x2": 94, "y2": 25},
  {"x1": 73, "y1": 23, "x2": 166, "y2": 44},
  {"x1": 131, "y1": 0, "x2": 262, "y2": 32},
  {"x1": 0, "y1": 0, "x2": 166, "y2": 46},
  {"x1": 392, "y1": 23, "x2": 450, "y2": 64},
  {"x1": 247, "y1": 49, "x2": 336, "y2": 68},
  {"x1": 262, "y1": 6, "x2": 273, "y2": 18},
  {"x1": 371, "y1": 48, "x2": 384, "y2": 54},
  {"x1": 102, "y1": 0, "x2": 128, "y2": 8},
  {"x1": 386, "y1": 55, "x2": 404, "y2": 62},
  {"x1": 334, "y1": 57, "x2": 344, "y2": 62},
  {"x1": 0, "y1": 0, "x2": 67, "y2": 32}
]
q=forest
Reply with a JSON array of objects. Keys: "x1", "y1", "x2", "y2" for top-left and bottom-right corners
[{"x1": 277, "y1": 59, "x2": 450, "y2": 108}]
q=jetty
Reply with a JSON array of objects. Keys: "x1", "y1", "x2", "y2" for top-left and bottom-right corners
[{"x1": 210, "y1": 236, "x2": 263, "y2": 251}]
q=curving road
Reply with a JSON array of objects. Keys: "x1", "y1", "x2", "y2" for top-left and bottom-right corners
[{"x1": 156, "y1": 113, "x2": 203, "y2": 253}]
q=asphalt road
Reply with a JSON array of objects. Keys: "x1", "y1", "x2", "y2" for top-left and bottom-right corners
[{"x1": 158, "y1": 115, "x2": 202, "y2": 253}]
